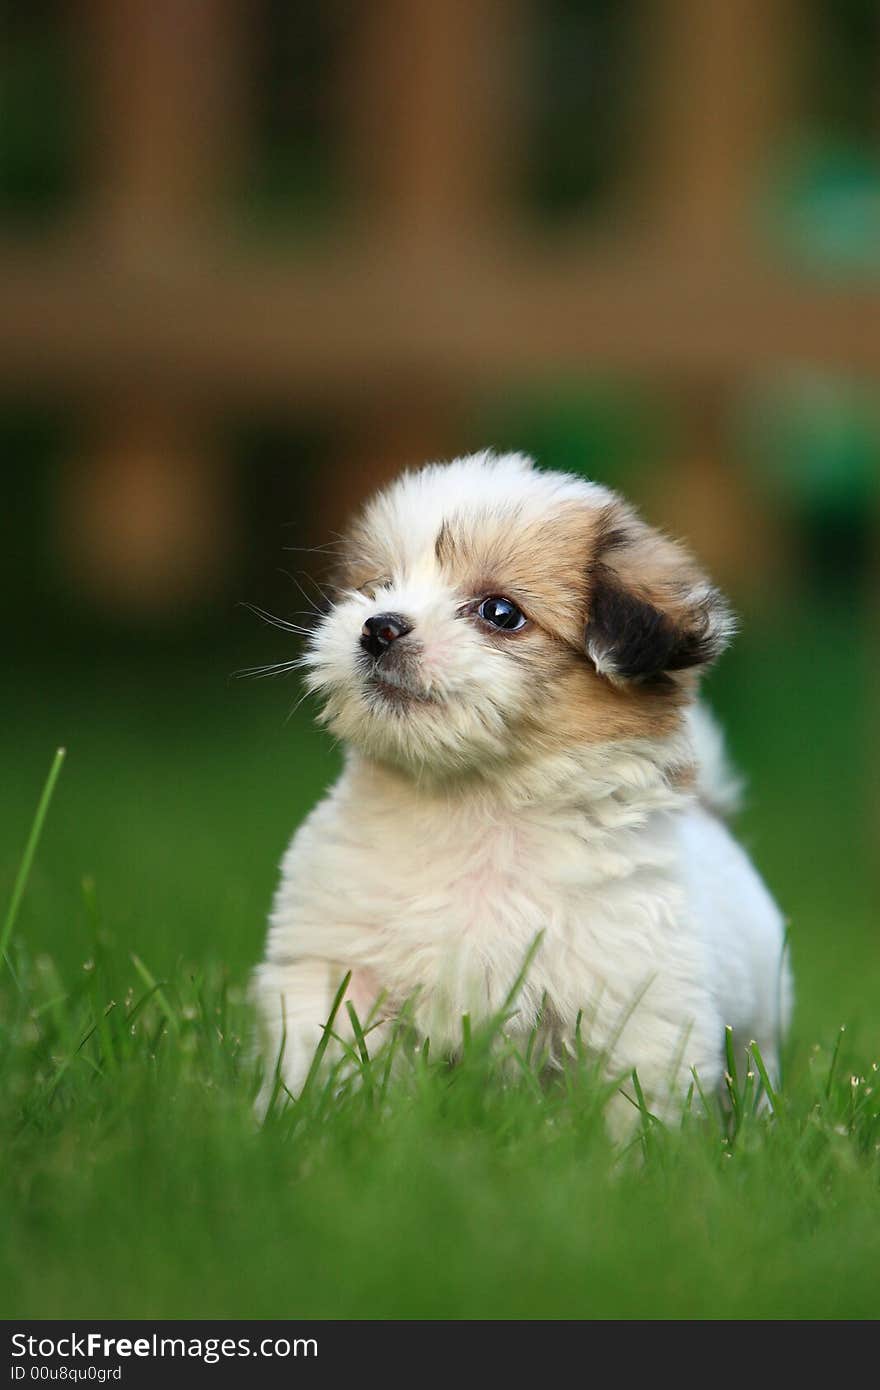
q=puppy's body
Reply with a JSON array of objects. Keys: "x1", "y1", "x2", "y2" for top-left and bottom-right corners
[{"x1": 255, "y1": 453, "x2": 790, "y2": 1128}]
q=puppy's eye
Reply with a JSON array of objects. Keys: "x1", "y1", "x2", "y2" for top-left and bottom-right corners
[{"x1": 477, "y1": 596, "x2": 527, "y2": 631}]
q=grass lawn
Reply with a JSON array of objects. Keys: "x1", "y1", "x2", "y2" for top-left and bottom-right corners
[{"x1": 1, "y1": 602, "x2": 876, "y2": 1320}]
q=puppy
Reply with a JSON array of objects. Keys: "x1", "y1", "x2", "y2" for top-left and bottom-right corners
[{"x1": 254, "y1": 451, "x2": 791, "y2": 1132}]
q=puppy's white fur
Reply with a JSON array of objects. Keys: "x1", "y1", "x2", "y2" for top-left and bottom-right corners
[{"x1": 254, "y1": 451, "x2": 791, "y2": 1132}]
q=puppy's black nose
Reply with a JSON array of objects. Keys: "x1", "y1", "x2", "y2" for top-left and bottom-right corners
[{"x1": 360, "y1": 612, "x2": 412, "y2": 659}]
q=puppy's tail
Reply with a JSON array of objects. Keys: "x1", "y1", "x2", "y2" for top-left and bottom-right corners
[{"x1": 686, "y1": 703, "x2": 743, "y2": 820}]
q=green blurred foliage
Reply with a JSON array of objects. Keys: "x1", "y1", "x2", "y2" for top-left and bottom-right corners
[
  {"x1": 522, "y1": 0, "x2": 636, "y2": 220},
  {"x1": 741, "y1": 373, "x2": 880, "y2": 510},
  {"x1": 233, "y1": 0, "x2": 351, "y2": 234},
  {"x1": 803, "y1": 0, "x2": 880, "y2": 139},
  {"x1": 0, "y1": 2, "x2": 79, "y2": 225},
  {"x1": 763, "y1": 142, "x2": 880, "y2": 278},
  {"x1": 477, "y1": 379, "x2": 671, "y2": 492}
]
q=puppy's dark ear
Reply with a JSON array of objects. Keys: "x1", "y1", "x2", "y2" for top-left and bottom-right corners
[{"x1": 585, "y1": 504, "x2": 734, "y2": 685}]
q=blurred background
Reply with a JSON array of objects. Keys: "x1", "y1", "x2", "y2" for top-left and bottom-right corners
[{"x1": 1, "y1": 1, "x2": 876, "y2": 1047}]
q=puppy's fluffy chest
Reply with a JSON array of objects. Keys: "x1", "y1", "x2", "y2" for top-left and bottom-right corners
[{"x1": 270, "y1": 755, "x2": 695, "y2": 1039}]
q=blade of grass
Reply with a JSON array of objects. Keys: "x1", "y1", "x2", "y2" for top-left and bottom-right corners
[
  {"x1": 47, "y1": 1015, "x2": 101, "y2": 1097},
  {"x1": 689, "y1": 1064, "x2": 715, "y2": 1122},
  {"x1": 499, "y1": 932, "x2": 545, "y2": 1016},
  {"x1": 345, "y1": 1001, "x2": 374, "y2": 1104},
  {"x1": 724, "y1": 1025, "x2": 742, "y2": 1134},
  {"x1": 508, "y1": 1046, "x2": 544, "y2": 1099},
  {"x1": 82, "y1": 878, "x2": 119, "y2": 1073},
  {"x1": 750, "y1": 1039, "x2": 781, "y2": 1117},
  {"x1": 123, "y1": 982, "x2": 166, "y2": 1030},
  {"x1": 776, "y1": 924, "x2": 791, "y2": 1092},
  {"x1": 525, "y1": 991, "x2": 549, "y2": 1068},
  {"x1": 724, "y1": 1025, "x2": 739, "y2": 1091},
  {"x1": 262, "y1": 1000, "x2": 290, "y2": 1125},
  {"x1": 825, "y1": 1025, "x2": 846, "y2": 1101},
  {"x1": 130, "y1": 954, "x2": 180, "y2": 1036},
  {"x1": 379, "y1": 996, "x2": 418, "y2": 1104},
  {"x1": 462, "y1": 933, "x2": 545, "y2": 1059},
  {"x1": 1, "y1": 747, "x2": 66, "y2": 974},
  {"x1": 630, "y1": 1067, "x2": 659, "y2": 1131},
  {"x1": 296, "y1": 971, "x2": 352, "y2": 1105},
  {"x1": 741, "y1": 1055, "x2": 756, "y2": 1118}
]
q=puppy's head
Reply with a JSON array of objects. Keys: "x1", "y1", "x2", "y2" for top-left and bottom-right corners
[{"x1": 304, "y1": 452, "x2": 733, "y2": 779}]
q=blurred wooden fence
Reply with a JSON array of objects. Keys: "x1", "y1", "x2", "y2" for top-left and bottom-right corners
[{"x1": 2, "y1": 0, "x2": 878, "y2": 607}]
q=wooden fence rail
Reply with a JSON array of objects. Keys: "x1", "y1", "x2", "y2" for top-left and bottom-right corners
[{"x1": 3, "y1": 0, "x2": 876, "y2": 607}]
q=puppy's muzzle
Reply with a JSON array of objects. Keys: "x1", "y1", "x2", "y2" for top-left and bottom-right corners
[{"x1": 360, "y1": 612, "x2": 413, "y2": 661}]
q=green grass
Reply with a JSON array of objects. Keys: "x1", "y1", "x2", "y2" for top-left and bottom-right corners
[{"x1": 1, "y1": 602, "x2": 877, "y2": 1320}]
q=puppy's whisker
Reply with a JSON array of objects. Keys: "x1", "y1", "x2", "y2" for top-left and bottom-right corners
[
  {"x1": 287, "y1": 609, "x2": 326, "y2": 623},
  {"x1": 278, "y1": 570, "x2": 331, "y2": 617},
  {"x1": 280, "y1": 539, "x2": 344, "y2": 555},
  {"x1": 284, "y1": 687, "x2": 317, "y2": 723},
  {"x1": 236, "y1": 660, "x2": 305, "y2": 681},
  {"x1": 239, "y1": 602, "x2": 315, "y2": 637},
  {"x1": 300, "y1": 572, "x2": 336, "y2": 610}
]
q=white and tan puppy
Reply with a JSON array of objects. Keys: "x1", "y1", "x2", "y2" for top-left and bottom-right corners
[{"x1": 254, "y1": 451, "x2": 791, "y2": 1131}]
